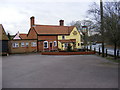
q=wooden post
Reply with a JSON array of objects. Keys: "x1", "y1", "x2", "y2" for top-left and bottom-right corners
[
  {"x1": 99, "y1": 47, "x2": 100, "y2": 55},
  {"x1": 90, "y1": 45, "x2": 92, "y2": 51},
  {"x1": 94, "y1": 48, "x2": 96, "y2": 53},
  {"x1": 117, "y1": 50, "x2": 119, "y2": 58},
  {"x1": 114, "y1": 43, "x2": 117, "y2": 59},
  {"x1": 87, "y1": 46, "x2": 88, "y2": 51},
  {"x1": 106, "y1": 49, "x2": 107, "y2": 57}
]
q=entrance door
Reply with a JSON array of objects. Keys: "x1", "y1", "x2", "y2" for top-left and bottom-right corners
[{"x1": 50, "y1": 42, "x2": 52, "y2": 51}]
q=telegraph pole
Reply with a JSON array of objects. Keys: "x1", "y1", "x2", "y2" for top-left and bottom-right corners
[{"x1": 100, "y1": 0, "x2": 104, "y2": 57}]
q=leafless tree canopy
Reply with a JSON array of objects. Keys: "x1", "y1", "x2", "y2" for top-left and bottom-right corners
[
  {"x1": 69, "y1": 20, "x2": 96, "y2": 34},
  {"x1": 88, "y1": 1, "x2": 120, "y2": 47}
]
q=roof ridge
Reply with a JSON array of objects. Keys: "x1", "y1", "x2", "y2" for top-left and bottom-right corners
[{"x1": 35, "y1": 24, "x2": 74, "y2": 27}]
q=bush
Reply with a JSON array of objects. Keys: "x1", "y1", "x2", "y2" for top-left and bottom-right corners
[
  {"x1": 78, "y1": 49, "x2": 86, "y2": 52},
  {"x1": 67, "y1": 44, "x2": 72, "y2": 52}
]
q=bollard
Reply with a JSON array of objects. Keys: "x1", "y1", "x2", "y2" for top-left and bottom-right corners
[
  {"x1": 117, "y1": 50, "x2": 119, "y2": 58},
  {"x1": 99, "y1": 47, "x2": 100, "y2": 55},
  {"x1": 106, "y1": 49, "x2": 107, "y2": 57}
]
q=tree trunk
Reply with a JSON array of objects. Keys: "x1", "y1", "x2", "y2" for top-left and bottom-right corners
[{"x1": 100, "y1": 0, "x2": 104, "y2": 57}]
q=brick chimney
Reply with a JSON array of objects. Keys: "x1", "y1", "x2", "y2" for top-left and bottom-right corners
[
  {"x1": 30, "y1": 16, "x2": 35, "y2": 28},
  {"x1": 59, "y1": 20, "x2": 64, "y2": 26}
]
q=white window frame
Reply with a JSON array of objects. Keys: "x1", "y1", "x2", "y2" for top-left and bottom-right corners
[
  {"x1": 21, "y1": 42, "x2": 25, "y2": 47},
  {"x1": 44, "y1": 41, "x2": 48, "y2": 48},
  {"x1": 31, "y1": 42, "x2": 37, "y2": 47},
  {"x1": 26, "y1": 42, "x2": 29, "y2": 47},
  {"x1": 54, "y1": 41, "x2": 57, "y2": 46},
  {"x1": 12, "y1": 43, "x2": 19, "y2": 48}
]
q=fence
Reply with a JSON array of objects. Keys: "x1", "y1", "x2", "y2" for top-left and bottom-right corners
[{"x1": 87, "y1": 46, "x2": 120, "y2": 59}]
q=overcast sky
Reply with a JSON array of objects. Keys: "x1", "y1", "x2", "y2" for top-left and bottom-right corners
[{"x1": 0, "y1": 0, "x2": 114, "y2": 35}]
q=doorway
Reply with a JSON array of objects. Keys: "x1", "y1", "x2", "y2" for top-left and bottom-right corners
[{"x1": 49, "y1": 42, "x2": 52, "y2": 51}]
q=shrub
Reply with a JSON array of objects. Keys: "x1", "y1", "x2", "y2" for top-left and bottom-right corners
[{"x1": 67, "y1": 44, "x2": 72, "y2": 52}]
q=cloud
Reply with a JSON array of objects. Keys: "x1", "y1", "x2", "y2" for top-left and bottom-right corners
[
  {"x1": 1, "y1": 0, "x2": 98, "y2": 3},
  {"x1": 0, "y1": 8, "x2": 27, "y2": 23},
  {"x1": 0, "y1": 1, "x2": 96, "y2": 34}
]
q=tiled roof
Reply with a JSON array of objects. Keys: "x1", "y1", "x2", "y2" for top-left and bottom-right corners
[
  {"x1": 0, "y1": 24, "x2": 9, "y2": 40},
  {"x1": 33, "y1": 25, "x2": 75, "y2": 35},
  {"x1": 58, "y1": 39, "x2": 76, "y2": 43},
  {"x1": 19, "y1": 34, "x2": 28, "y2": 39}
]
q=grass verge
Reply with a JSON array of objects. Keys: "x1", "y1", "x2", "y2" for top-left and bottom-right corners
[{"x1": 106, "y1": 56, "x2": 120, "y2": 63}]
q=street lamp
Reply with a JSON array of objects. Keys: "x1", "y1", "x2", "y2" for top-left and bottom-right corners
[{"x1": 82, "y1": 26, "x2": 88, "y2": 50}]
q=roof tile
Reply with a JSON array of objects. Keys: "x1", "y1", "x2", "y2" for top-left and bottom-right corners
[
  {"x1": 19, "y1": 34, "x2": 28, "y2": 39},
  {"x1": 34, "y1": 25, "x2": 75, "y2": 35}
]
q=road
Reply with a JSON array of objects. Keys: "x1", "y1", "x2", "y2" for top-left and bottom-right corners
[{"x1": 2, "y1": 54, "x2": 118, "y2": 88}]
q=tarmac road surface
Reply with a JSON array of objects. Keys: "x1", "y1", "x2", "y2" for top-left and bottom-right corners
[{"x1": 2, "y1": 54, "x2": 118, "y2": 88}]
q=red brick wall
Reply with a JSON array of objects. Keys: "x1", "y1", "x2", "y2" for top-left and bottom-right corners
[
  {"x1": 38, "y1": 35, "x2": 57, "y2": 41},
  {"x1": 38, "y1": 41, "x2": 43, "y2": 51},
  {"x1": 38, "y1": 35, "x2": 58, "y2": 51},
  {"x1": 9, "y1": 40, "x2": 37, "y2": 54},
  {"x1": 27, "y1": 28, "x2": 37, "y2": 39},
  {"x1": 41, "y1": 51, "x2": 95, "y2": 55}
]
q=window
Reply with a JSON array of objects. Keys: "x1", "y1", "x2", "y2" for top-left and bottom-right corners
[
  {"x1": 73, "y1": 31, "x2": 77, "y2": 35},
  {"x1": 54, "y1": 41, "x2": 57, "y2": 46},
  {"x1": 64, "y1": 43, "x2": 68, "y2": 48},
  {"x1": 26, "y1": 42, "x2": 29, "y2": 47},
  {"x1": 12, "y1": 43, "x2": 19, "y2": 48},
  {"x1": 21, "y1": 42, "x2": 25, "y2": 47},
  {"x1": 44, "y1": 41, "x2": 48, "y2": 48},
  {"x1": 50, "y1": 42, "x2": 52, "y2": 47},
  {"x1": 31, "y1": 42, "x2": 37, "y2": 47},
  {"x1": 65, "y1": 43, "x2": 68, "y2": 48},
  {"x1": 62, "y1": 36, "x2": 65, "y2": 39}
]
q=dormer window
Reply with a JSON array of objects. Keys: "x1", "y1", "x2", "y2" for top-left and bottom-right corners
[{"x1": 62, "y1": 36, "x2": 65, "y2": 39}]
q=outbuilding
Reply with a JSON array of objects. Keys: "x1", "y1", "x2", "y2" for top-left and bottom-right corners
[{"x1": 0, "y1": 24, "x2": 9, "y2": 55}]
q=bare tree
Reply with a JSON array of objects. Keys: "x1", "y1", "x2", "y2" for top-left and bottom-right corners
[
  {"x1": 103, "y1": 1, "x2": 120, "y2": 59},
  {"x1": 69, "y1": 20, "x2": 82, "y2": 31},
  {"x1": 70, "y1": 20, "x2": 95, "y2": 35},
  {"x1": 88, "y1": 1, "x2": 120, "y2": 59}
]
